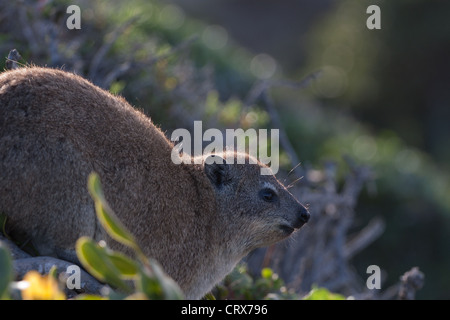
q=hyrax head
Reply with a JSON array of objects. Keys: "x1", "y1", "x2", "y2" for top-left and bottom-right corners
[{"x1": 202, "y1": 152, "x2": 310, "y2": 252}]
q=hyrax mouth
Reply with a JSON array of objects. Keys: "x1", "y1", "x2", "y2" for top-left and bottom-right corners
[
  {"x1": 279, "y1": 208, "x2": 309, "y2": 235},
  {"x1": 279, "y1": 224, "x2": 295, "y2": 234},
  {"x1": 279, "y1": 222, "x2": 306, "y2": 235}
]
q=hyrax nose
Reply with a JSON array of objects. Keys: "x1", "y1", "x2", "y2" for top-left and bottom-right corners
[
  {"x1": 292, "y1": 205, "x2": 310, "y2": 229},
  {"x1": 299, "y1": 205, "x2": 310, "y2": 224}
]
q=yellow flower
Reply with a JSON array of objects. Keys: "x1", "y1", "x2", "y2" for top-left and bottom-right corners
[{"x1": 21, "y1": 271, "x2": 66, "y2": 300}]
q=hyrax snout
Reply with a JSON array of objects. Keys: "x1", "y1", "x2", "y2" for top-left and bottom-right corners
[
  {"x1": 0, "y1": 67, "x2": 309, "y2": 299},
  {"x1": 201, "y1": 152, "x2": 310, "y2": 250}
]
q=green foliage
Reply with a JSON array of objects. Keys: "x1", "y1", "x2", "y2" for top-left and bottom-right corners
[
  {"x1": 0, "y1": 173, "x2": 183, "y2": 300},
  {"x1": 76, "y1": 237, "x2": 134, "y2": 292},
  {"x1": 0, "y1": 213, "x2": 9, "y2": 240},
  {"x1": 0, "y1": 242, "x2": 13, "y2": 300},
  {"x1": 303, "y1": 285, "x2": 346, "y2": 300},
  {"x1": 76, "y1": 172, "x2": 184, "y2": 300},
  {"x1": 213, "y1": 263, "x2": 346, "y2": 300},
  {"x1": 87, "y1": 174, "x2": 139, "y2": 252}
]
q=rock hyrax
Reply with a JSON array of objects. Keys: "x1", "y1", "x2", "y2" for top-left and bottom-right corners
[{"x1": 0, "y1": 67, "x2": 310, "y2": 299}]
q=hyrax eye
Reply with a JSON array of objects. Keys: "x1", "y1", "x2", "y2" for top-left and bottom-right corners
[{"x1": 259, "y1": 188, "x2": 278, "y2": 202}]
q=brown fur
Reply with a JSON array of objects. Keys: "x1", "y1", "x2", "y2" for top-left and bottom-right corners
[{"x1": 0, "y1": 67, "x2": 309, "y2": 299}]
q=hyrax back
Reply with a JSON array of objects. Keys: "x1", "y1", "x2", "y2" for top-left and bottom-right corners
[{"x1": 0, "y1": 67, "x2": 309, "y2": 299}]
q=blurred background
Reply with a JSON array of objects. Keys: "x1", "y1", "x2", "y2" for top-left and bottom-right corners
[{"x1": 1, "y1": 0, "x2": 449, "y2": 298}]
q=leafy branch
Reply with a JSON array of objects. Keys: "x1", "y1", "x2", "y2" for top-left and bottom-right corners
[{"x1": 76, "y1": 172, "x2": 184, "y2": 300}]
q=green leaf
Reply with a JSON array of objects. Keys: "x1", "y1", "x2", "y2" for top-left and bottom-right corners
[
  {"x1": 303, "y1": 285, "x2": 346, "y2": 300},
  {"x1": 87, "y1": 172, "x2": 106, "y2": 202},
  {"x1": 75, "y1": 237, "x2": 131, "y2": 292},
  {"x1": 94, "y1": 201, "x2": 138, "y2": 250},
  {"x1": 106, "y1": 251, "x2": 139, "y2": 279},
  {"x1": 202, "y1": 292, "x2": 216, "y2": 300},
  {"x1": 87, "y1": 173, "x2": 138, "y2": 250},
  {"x1": 48, "y1": 265, "x2": 58, "y2": 279},
  {"x1": 138, "y1": 267, "x2": 163, "y2": 300},
  {"x1": 149, "y1": 259, "x2": 184, "y2": 300},
  {"x1": 0, "y1": 242, "x2": 13, "y2": 300},
  {"x1": 138, "y1": 259, "x2": 184, "y2": 300},
  {"x1": 0, "y1": 213, "x2": 10, "y2": 240},
  {"x1": 85, "y1": 172, "x2": 183, "y2": 300}
]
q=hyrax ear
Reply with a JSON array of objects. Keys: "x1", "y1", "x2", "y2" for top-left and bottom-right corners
[{"x1": 204, "y1": 155, "x2": 229, "y2": 188}]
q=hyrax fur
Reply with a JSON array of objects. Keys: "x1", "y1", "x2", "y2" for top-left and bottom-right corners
[{"x1": 0, "y1": 67, "x2": 310, "y2": 299}]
